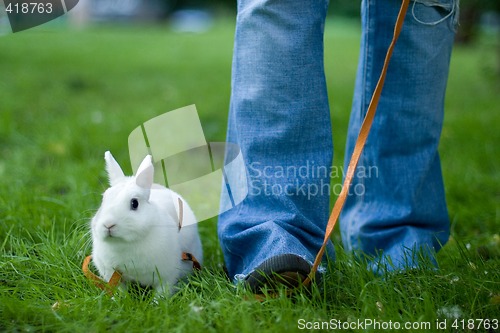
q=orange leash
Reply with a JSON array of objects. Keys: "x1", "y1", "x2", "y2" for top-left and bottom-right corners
[
  {"x1": 82, "y1": 255, "x2": 122, "y2": 296},
  {"x1": 82, "y1": 253, "x2": 201, "y2": 295},
  {"x1": 305, "y1": 0, "x2": 411, "y2": 285}
]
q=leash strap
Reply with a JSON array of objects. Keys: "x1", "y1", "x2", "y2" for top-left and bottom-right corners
[
  {"x1": 305, "y1": 0, "x2": 411, "y2": 284},
  {"x1": 82, "y1": 252, "x2": 201, "y2": 295},
  {"x1": 82, "y1": 255, "x2": 122, "y2": 295},
  {"x1": 181, "y1": 252, "x2": 202, "y2": 271}
]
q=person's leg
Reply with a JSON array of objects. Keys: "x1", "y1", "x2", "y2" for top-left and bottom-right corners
[
  {"x1": 341, "y1": 0, "x2": 458, "y2": 271},
  {"x1": 218, "y1": 0, "x2": 334, "y2": 281}
]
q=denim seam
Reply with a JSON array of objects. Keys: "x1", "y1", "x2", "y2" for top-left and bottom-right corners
[
  {"x1": 348, "y1": 0, "x2": 373, "y2": 252},
  {"x1": 362, "y1": 0, "x2": 373, "y2": 120}
]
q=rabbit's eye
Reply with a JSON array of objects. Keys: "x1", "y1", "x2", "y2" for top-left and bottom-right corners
[{"x1": 130, "y1": 198, "x2": 139, "y2": 211}]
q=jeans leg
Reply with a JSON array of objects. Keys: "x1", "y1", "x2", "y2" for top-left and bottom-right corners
[
  {"x1": 218, "y1": 0, "x2": 334, "y2": 280},
  {"x1": 341, "y1": 0, "x2": 457, "y2": 270}
]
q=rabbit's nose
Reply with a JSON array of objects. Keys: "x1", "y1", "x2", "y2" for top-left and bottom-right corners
[{"x1": 104, "y1": 224, "x2": 116, "y2": 236}]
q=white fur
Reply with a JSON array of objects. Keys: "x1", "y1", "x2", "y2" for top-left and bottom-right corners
[{"x1": 91, "y1": 151, "x2": 203, "y2": 295}]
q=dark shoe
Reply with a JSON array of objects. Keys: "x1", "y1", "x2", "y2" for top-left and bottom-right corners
[{"x1": 245, "y1": 254, "x2": 312, "y2": 293}]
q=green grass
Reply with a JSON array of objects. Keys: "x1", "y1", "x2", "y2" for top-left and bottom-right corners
[{"x1": 1, "y1": 17, "x2": 499, "y2": 332}]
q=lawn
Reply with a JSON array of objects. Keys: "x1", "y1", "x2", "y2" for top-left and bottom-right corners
[{"x1": 0, "y1": 16, "x2": 499, "y2": 332}]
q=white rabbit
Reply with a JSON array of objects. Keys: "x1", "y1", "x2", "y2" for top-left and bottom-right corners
[{"x1": 90, "y1": 151, "x2": 203, "y2": 295}]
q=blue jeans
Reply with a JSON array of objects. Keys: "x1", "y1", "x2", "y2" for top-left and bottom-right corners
[{"x1": 218, "y1": 0, "x2": 457, "y2": 280}]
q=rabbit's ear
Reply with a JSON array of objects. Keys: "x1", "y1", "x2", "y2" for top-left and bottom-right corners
[
  {"x1": 136, "y1": 155, "x2": 154, "y2": 189},
  {"x1": 105, "y1": 151, "x2": 125, "y2": 186}
]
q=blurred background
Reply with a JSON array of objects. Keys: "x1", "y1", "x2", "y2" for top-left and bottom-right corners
[
  {"x1": 2, "y1": 0, "x2": 499, "y2": 42},
  {"x1": 64, "y1": 0, "x2": 500, "y2": 43}
]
